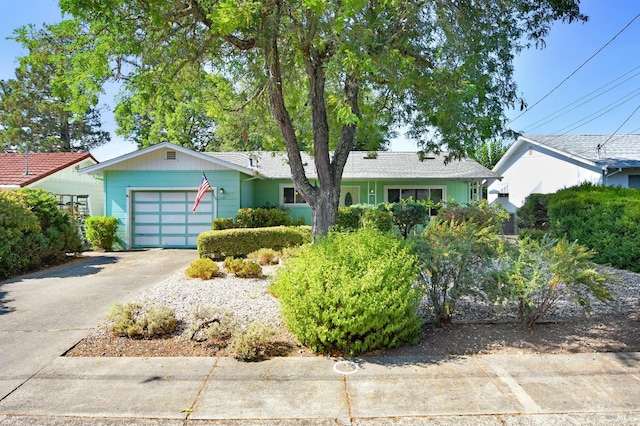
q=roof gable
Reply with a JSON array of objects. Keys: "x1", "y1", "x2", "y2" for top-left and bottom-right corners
[
  {"x1": 79, "y1": 142, "x2": 261, "y2": 176},
  {"x1": 494, "y1": 134, "x2": 640, "y2": 173},
  {"x1": 0, "y1": 152, "x2": 97, "y2": 187}
]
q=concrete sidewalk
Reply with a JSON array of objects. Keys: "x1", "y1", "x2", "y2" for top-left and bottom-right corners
[{"x1": 1, "y1": 352, "x2": 639, "y2": 425}]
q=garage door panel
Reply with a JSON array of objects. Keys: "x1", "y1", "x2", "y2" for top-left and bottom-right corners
[
  {"x1": 136, "y1": 203, "x2": 160, "y2": 213},
  {"x1": 162, "y1": 225, "x2": 187, "y2": 233},
  {"x1": 136, "y1": 192, "x2": 160, "y2": 201},
  {"x1": 132, "y1": 190, "x2": 214, "y2": 249},
  {"x1": 161, "y1": 236, "x2": 187, "y2": 246},
  {"x1": 162, "y1": 192, "x2": 186, "y2": 202},
  {"x1": 136, "y1": 225, "x2": 159, "y2": 233},
  {"x1": 188, "y1": 224, "x2": 212, "y2": 233},
  {"x1": 135, "y1": 214, "x2": 159, "y2": 222},
  {"x1": 134, "y1": 236, "x2": 161, "y2": 246},
  {"x1": 162, "y1": 203, "x2": 186, "y2": 213}
]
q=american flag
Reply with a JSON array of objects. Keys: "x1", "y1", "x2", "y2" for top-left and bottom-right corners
[{"x1": 192, "y1": 174, "x2": 211, "y2": 213}]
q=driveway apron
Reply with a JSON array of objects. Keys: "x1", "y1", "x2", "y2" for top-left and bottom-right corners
[{"x1": 0, "y1": 249, "x2": 196, "y2": 400}]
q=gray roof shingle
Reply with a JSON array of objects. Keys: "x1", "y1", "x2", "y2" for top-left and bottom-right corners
[
  {"x1": 207, "y1": 151, "x2": 499, "y2": 180},
  {"x1": 524, "y1": 134, "x2": 640, "y2": 168}
]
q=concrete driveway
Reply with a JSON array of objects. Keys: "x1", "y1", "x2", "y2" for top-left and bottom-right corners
[{"x1": 0, "y1": 249, "x2": 196, "y2": 400}]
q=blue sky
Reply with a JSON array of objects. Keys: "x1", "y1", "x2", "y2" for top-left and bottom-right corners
[{"x1": 1, "y1": 0, "x2": 640, "y2": 158}]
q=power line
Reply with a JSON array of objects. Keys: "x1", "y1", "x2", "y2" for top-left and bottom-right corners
[
  {"x1": 509, "y1": 12, "x2": 640, "y2": 125},
  {"x1": 554, "y1": 88, "x2": 640, "y2": 134},
  {"x1": 526, "y1": 65, "x2": 640, "y2": 132},
  {"x1": 597, "y1": 103, "x2": 640, "y2": 152}
]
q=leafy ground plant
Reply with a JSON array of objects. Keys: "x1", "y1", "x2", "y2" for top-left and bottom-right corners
[
  {"x1": 487, "y1": 237, "x2": 613, "y2": 329},
  {"x1": 107, "y1": 302, "x2": 177, "y2": 338},
  {"x1": 223, "y1": 257, "x2": 263, "y2": 278},
  {"x1": 227, "y1": 322, "x2": 278, "y2": 361},
  {"x1": 188, "y1": 306, "x2": 238, "y2": 343},
  {"x1": 415, "y1": 218, "x2": 500, "y2": 325},
  {"x1": 247, "y1": 248, "x2": 280, "y2": 265},
  {"x1": 185, "y1": 258, "x2": 220, "y2": 279}
]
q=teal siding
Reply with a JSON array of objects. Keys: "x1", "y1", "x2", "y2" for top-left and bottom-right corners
[
  {"x1": 104, "y1": 170, "x2": 241, "y2": 247},
  {"x1": 249, "y1": 179, "x2": 472, "y2": 226}
]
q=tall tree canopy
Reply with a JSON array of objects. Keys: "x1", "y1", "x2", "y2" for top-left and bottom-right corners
[
  {"x1": 0, "y1": 21, "x2": 110, "y2": 152},
  {"x1": 470, "y1": 139, "x2": 511, "y2": 169},
  {"x1": 58, "y1": 0, "x2": 586, "y2": 237}
]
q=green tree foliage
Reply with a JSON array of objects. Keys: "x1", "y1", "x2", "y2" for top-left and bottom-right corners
[
  {"x1": 0, "y1": 21, "x2": 110, "y2": 152},
  {"x1": 270, "y1": 230, "x2": 423, "y2": 355},
  {"x1": 57, "y1": 0, "x2": 586, "y2": 238},
  {"x1": 469, "y1": 140, "x2": 510, "y2": 169}
]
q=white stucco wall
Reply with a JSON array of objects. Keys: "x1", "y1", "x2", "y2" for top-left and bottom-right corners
[{"x1": 488, "y1": 143, "x2": 602, "y2": 213}]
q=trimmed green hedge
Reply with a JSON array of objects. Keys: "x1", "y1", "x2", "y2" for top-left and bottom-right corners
[
  {"x1": 548, "y1": 184, "x2": 640, "y2": 272},
  {"x1": 197, "y1": 226, "x2": 311, "y2": 260}
]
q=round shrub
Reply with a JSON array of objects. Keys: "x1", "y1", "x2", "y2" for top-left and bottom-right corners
[
  {"x1": 185, "y1": 258, "x2": 220, "y2": 279},
  {"x1": 361, "y1": 209, "x2": 393, "y2": 233},
  {"x1": 106, "y1": 302, "x2": 177, "y2": 338},
  {"x1": 247, "y1": 248, "x2": 280, "y2": 265},
  {"x1": 270, "y1": 229, "x2": 423, "y2": 356},
  {"x1": 86, "y1": 216, "x2": 118, "y2": 251}
]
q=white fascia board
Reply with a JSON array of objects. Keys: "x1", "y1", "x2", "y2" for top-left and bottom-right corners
[
  {"x1": 78, "y1": 142, "x2": 264, "y2": 178},
  {"x1": 493, "y1": 136, "x2": 598, "y2": 174}
]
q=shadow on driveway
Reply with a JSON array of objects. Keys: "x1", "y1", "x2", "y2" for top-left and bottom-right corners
[{"x1": 0, "y1": 255, "x2": 120, "y2": 317}]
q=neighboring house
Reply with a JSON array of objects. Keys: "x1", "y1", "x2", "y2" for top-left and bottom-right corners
[
  {"x1": 488, "y1": 134, "x2": 640, "y2": 217},
  {"x1": 79, "y1": 142, "x2": 500, "y2": 249},
  {"x1": 0, "y1": 152, "x2": 103, "y2": 216}
]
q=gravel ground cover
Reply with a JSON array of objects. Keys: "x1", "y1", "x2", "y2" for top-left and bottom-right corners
[{"x1": 67, "y1": 263, "x2": 640, "y2": 358}]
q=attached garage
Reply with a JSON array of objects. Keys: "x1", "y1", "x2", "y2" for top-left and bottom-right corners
[{"x1": 130, "y1": 190, "x2": 216, "y2": 248}]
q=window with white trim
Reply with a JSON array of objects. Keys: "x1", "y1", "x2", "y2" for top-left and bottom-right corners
[
  {"x1": 385, "y1": 185, "x2": 445, "y2": 216},
  {"x1": 281, "y1": 185, "x2": 307, "y2": 206}
]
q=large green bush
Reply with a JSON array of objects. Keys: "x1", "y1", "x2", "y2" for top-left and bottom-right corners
[
  {"x1": 547, "y1": 184, "x2": 640, "y2": 272},
  {"x1": 270, "y1": 230, "x2": 423, "y2": 356},
  {"x1": 85, "y1": 216, "x2": 119, "y2": 251},
  {"x1": 0, "y1": 189, "x2": 82, "y2": 279},
  {"x1": 438, "y1": 200, "x2": 509, "y2": 233},
  {"x1": 198, "y1": 226, "x2": 311, "y2": 260}
]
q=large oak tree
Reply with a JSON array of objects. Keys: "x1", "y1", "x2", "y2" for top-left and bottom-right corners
[{"x1": 58, "y1": 0, "x2": 586, "y2": 237}]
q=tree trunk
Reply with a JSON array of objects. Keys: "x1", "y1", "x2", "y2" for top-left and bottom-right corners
[{"x1": 264, "y1": 3, "x2": 359, "y2": 241}]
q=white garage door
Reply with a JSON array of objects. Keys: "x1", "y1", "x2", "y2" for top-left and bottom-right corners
[{"x1": 131, "y1": 190, "x2": 214, "y2": 248}]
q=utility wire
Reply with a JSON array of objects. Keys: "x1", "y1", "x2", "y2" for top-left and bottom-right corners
[
  {"x1": 526, "y1": 65, "x2": 640, "y2": 132},
  {"x1": 509, "y1": 12, "x2": 640, "y2": 125},
  {"x1": 597, "y1": 103, "x2": 640, "y2": 151},
  {"x1": 554, "y1": 88, "x2": 640, "y2": 134}
]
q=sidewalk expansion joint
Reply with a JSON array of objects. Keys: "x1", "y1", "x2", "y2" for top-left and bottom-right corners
[
  {"x1": 183, "y1": 355, "x2": 220, "y2": 424},
  {"x1": 342, "y1": 375, "x2": 354, "y2": 423}
]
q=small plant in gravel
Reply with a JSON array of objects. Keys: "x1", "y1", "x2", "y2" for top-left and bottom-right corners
[
  {"x1": 188, "y1": 306, "x2": 239, "y2": 343},
  {"x1": 223, "y1": 257, "x2": 263, "y2": 278},
  {"x1": 486, "y1": 237, "x2": 614, "y2": 329},
  {"x1": 227, "y1": 322, "x2": 278, "y2": 361},
  {"x1": 247, "y1": 248, "x2": 280, "y2": 265},
  {"x1": 107, "y1": 302, "x2": 177, "y2": 338},
  {"x1": 185, "y1": 258, "x2": 220, "y2": 279}
]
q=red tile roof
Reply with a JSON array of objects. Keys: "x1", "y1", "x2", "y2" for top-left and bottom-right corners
[{"x1": 0, "y1": 152, "x2": 98, "y2": 187}]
